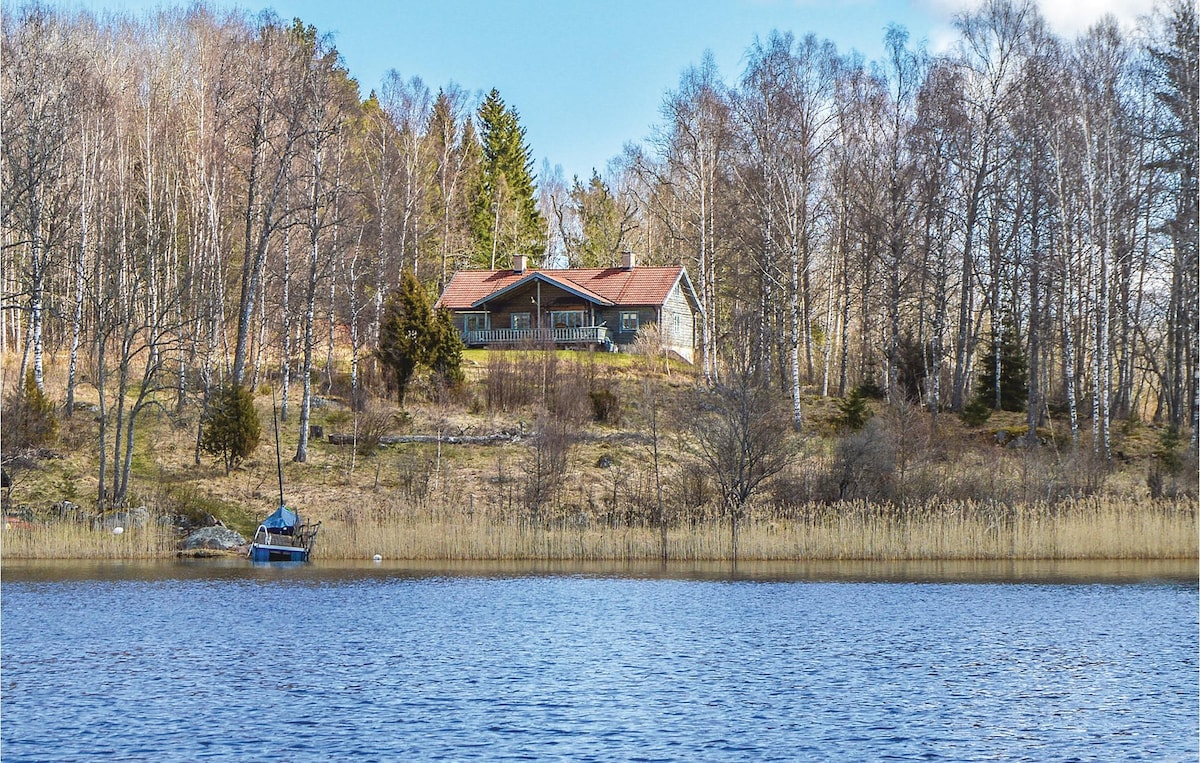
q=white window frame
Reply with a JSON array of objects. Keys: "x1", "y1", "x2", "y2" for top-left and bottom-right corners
[
  {"x1": 550, "y1": 310, "x2": 584, "y2": 329},
  {"x1": 511, "y1": 312, "x2": 532, "y2": 330},
  {"x1": 621, "y1": 311, "x2": 640, "y2": 332}
]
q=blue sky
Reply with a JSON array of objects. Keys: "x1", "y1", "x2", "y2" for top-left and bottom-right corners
[{"x1": 49, "y1": 0, "x2": 1156, "y2": 183}]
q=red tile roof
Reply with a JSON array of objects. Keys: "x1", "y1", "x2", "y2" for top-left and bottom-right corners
[{"x1": 436, "y1": 266, "x2": 692, "y2": 310}]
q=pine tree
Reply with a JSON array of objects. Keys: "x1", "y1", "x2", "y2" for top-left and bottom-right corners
[
  {"x1": 199, "y1": 384, "x2": 261, "y2": 473},
  {"x1": 562, "y1": 170, "x2": 628, "y2": 267},
  {"x1": 469, "y1": 89, "x2": 545, "y2": 267}
]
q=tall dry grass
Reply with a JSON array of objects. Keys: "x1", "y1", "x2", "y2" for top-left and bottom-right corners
[
  {"x1": 4, "y1": 497, "x2": 1193, "y2": 562},
  {"x1": 2, "y1": 523, "x2": 178, "y2": 560},
  {"x1": 317, "y1": 496, "x2": 1197, "y2": 561}
]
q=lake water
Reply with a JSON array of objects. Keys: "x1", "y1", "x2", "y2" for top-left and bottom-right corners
[{"x1": 2, "y1": 560, "x2": 1196, "y2": 762}]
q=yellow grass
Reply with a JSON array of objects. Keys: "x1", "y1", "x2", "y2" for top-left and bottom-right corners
[
  {"x1": 315, "y1": 497, "x2": 1196, "y2": 562},
  {"x1": 4, "y1": 351, "x2": 1196, "y2": 565},
  {"x1": 2, "y1": 523, "x2": 178, "y2": 560},
  {"x1": 3, "y1": 497, "x2": 1194, "y2": 562}
]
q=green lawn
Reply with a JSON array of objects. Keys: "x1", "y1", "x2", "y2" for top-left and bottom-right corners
[{"x1": 462, "y1": 347, "x2": 689, "y2": 373}]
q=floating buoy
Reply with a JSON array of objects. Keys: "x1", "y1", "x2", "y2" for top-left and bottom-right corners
[
  {"x1": 112, "y1": 526, "x2": 124, "y2": 535},
  {"x1": 372, "y1": 554, "x2": 382, "y2": 563}
]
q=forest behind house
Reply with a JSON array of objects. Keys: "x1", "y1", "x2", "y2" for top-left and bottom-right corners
[{"x1": 2, "y1": 0, "x2": 1197, "y2": 555}]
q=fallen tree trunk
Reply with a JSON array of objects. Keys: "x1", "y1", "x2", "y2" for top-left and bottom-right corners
[{"x1": 325, "y1": 432, "x2": 522, "y2": 447}]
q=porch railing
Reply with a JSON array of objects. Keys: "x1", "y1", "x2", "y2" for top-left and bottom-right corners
[{"x1": 463, "y1": 326, "x2": 610, "y2": 346}]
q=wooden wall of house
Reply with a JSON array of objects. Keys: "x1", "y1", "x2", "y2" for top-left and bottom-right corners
[
  {"x1": 660, "y1": 283, "x2": 697, "y2": 361},
  {"x1": 598, "y1": 307, "x2": 655, "y2": 345},
  {"x1": 599, "y1": 284, "x2": 696, "y2": 362}
]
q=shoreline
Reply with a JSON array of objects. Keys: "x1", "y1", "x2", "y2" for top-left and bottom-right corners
[
  {"x1": 4, "y1": 556, "x2": 1196, "y2": 586},
  {"x1": 4, "y1": 497, "x2": 1196, "y2": 564}
]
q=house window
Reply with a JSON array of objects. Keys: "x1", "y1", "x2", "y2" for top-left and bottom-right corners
[
  {"x1": 511, "y1": 312, "x2": 532, "y2": 330},
  {"x1": 621, "y1": 311, "x2": 640, "y2": 332},
  {"x1": 550, "y1": 310, "x2": 584, "y2": 329},
  {"x1": 463, "y1": 312, "x2": 489, "y2": 333},
  {"x1": 673, "y1": 315, "x2": 681, "y2": 335}
]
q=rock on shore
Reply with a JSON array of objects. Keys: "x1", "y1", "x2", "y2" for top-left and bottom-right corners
[{"x1": 183, "y1": 526, "x2": 247, "y2": 551}]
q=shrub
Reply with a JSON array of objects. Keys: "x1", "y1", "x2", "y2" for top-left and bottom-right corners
[
  {"x1": 551, "y1": 361, "x2": 593, "y2": 425},
  {"x1": 959, "y1": 394, "x2": 993, "y2": 427},
  {"x1": 1148, "y1": 427, "x2": 1199, "y2": 500},
  {"x1": 523, "y1": 410, "x2": 574, "y2": 518},
  {"x1": 351, "y1": 406, "x2": 401, "y2": 457},
  {"x1": 835, "y1": 386, "x2": 873, "y2": 432},
  {"x1": 1, "y1": 371, "x2": 59, "y2": 455},
  {"x1": 829, "y1": 419, "x2": 895, "y2": 502},
  {"x1": 429, "y1": 308, "x2": 466, "y2": 391},
  {"x1": 486, "y1": 351, "x2": 536, "y2": 411},
  {"x1": 589, "y1": 387, "x2": 620, "y2": 424},
  {"x1": 199, "y1": 383, "x2": 261, "y2": 473}
]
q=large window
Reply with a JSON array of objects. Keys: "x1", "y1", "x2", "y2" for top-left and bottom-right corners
[
  {"x1": 620, "y1": 311, "x2": 639, "y2": 332},
  {"x1": 511, "y1": 312, "x2": 531, "y2": 330},
  {"x1": 463, "y1": 312, "x2": 489, "y2": 333},
  {"x1": 550, "y1": 310, "x2": 584, "y2": 329}
]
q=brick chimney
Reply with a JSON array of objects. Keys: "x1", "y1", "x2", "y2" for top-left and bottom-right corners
[
  {"x1": 621, "y1": 250, "x2": 635, "y2": 270},
  {"x1": 513, "y1": 254, "x2": 527, "y2": 273}
]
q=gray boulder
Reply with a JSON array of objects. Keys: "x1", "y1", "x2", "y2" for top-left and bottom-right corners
[
  {"x1": 53, "y1": 500, "x2": 86, "y2": 523},
  {"x1": 93, "y1": 507, "x2": 151, "y2": 530},
  {"x1": 183, "y1": 526, "x2": 247, "y2": 551}
]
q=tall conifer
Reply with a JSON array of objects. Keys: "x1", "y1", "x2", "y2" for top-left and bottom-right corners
[
  {"x1": 470, "y1": 89, "x2": 545, "y2": 266},
  {"x1": 376, "y1": 271, "x2": 434, "y2": 407}
]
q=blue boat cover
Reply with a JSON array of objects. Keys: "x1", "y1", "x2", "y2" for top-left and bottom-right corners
[{"x1": 261, "y1": 506, "x2": 298, "y2": 532}]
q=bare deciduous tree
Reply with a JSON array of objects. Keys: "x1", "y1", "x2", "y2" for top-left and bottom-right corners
[{"x1": 689, "y1": 330, "x2": 796, "y2": 559}]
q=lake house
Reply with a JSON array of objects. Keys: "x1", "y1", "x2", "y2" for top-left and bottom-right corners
[{"x1": 436, "y1": 252, "x2": 703, "y2": 363}]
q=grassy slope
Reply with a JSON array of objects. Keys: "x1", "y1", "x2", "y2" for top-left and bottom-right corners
[{"x1": 2, "y1": 348, "x2": 1190, "y2": 545}]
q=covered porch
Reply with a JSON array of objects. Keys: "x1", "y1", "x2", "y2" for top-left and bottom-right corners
[
  {"x1": 455, "y1": 270, "x2": 615, "y2": 349},
  {"x1": 462, "y1": 325, "x2": 611, "y2": 347}
]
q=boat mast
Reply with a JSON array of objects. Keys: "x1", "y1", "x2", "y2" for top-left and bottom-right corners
[{"x1": 272, "y1": 388, "x2": 285, "y2": 508}]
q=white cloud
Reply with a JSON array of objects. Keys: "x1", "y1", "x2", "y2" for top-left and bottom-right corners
[
  {"x1": 916, "y1": 0, "x2": 1156, "y2": 42},
  {"x1": 1035, "y1": 0, "x2": 1156, "y2": 37}
]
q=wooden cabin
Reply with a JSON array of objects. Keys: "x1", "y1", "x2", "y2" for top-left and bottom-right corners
[{"x1": 436, "y1": 252, "x2": 703, "y2": 363}]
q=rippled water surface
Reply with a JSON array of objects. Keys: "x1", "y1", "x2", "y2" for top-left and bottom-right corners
[{"x1": 3, "y1": 560, "x2": 1196, "y2": 761}]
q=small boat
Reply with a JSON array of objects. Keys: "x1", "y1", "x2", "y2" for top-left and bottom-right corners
[
  {"x1": 248, "y1": 391, "x2": 320, "y2": 563},
  {"x1": 248, "y1": 505, "x2": 319, "y2": 562}
]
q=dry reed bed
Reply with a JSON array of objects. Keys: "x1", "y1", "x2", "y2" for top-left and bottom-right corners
[
  {"x1": 3, "y1": 497, "x2": 1193, "y2": 561},
  {"x1": 319, "y1": 497, "x2": 1196, "y2": 561},
  {"x1": 2, "y1": 523, "x2": 178, "y2": 560}
]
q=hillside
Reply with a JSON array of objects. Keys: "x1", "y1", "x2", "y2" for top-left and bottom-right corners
[{"x1": 4, "y1": 348, "x2": 1194, "y2": 554}]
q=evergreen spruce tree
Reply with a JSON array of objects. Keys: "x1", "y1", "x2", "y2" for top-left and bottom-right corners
[
  {"x1": 836, "y1": 385, "x2": 874, "y2": 431},
  {"x1": 1, "y1": 370, "x2": 59, "y2": 454},
  {"x1": 469, "y1": 89, "x2": 545, "y2": 267},
  {"x1": 429, "y1": 308, "x2": 467, "y2": 390},
  {"x1": 375, "y1": 273, "x2": 467, "y2": 406},
  {"x1": 959, "y1": 393, "x2": 993, "y2": 427},
  {"x1": 376, "y1": 271, "x2": 435, "y2": 407},
  {"x1": 199, "y1": 383, "x2": 261, "y2": 473},
  {"x1": 978, "y1": 317, "x2": 1028, "y2": 412}
]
